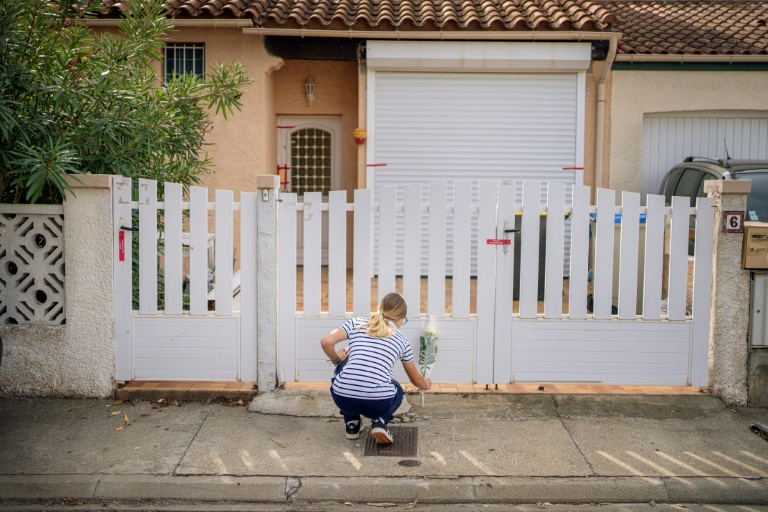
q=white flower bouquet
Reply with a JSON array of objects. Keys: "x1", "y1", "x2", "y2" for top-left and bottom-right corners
[{"x1": 418, "y1": 326, "x2": 438, "y2": 407}]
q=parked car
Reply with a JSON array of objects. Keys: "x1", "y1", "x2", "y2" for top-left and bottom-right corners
[
  {"x1": 659, "y1": 157, "x2": 768, "y2": 253},
  {"x1": 659, "y1": 157, "x2": 768, "y2": 217}
]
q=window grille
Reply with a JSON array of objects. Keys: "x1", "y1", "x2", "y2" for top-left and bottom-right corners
[
  {"x1": 290, "y1": 128, "x2": 333, "y2": 197},
  {"x1": 164, "y1": 43, "x2": 205, "y2": 83}
]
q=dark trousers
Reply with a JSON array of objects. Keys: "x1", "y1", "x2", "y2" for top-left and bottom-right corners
[{"x1": 330, "y1": 359, "x2": 404, "y2": 425}]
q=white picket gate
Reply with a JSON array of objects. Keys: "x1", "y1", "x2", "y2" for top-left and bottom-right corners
[
  {"x1": 113, "y1": 176, "x2": 714, "y2": 387},
  {"x1": 113, "y1": 178, "x2": 259, "y2": 382},
  {"x1": 279, "y1": 181, "x2": 714, "y2": 387}
]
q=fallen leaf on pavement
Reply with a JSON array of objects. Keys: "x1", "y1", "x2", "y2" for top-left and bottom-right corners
[
  {"x1": 365, "y1": 503, "x2": 397, "y2": 508},
  {"x1": 344, "y1": 502, "x2": 354, "y2": 506},
  {"x1": 108, "y1": 411, "x2": 121, "y2": 417},
  {"x1": 326, "y1": 419, "x2": 340, "y2": 422},
  {"x1": 405, "y1": 495, "x2": 419, "y2": 509},
  {"x1": 106, "y1": 401, "x2": 123, "y2": 408},
  {"x1": 124, "y1": 414, "x2": 131, "y2": 425},
  {"x1": 157, "y1": 398, "x2": 165, "y2": 403},
  {"x1": 115, "y1": 427, "x2": 123, "y2": 432}
]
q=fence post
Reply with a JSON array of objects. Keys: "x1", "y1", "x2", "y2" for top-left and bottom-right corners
[
  {"x1": 705, "y1": 180, "x2": 751, "y2": 406},
  {"x1": 256, "y1": 175, "x2": 279, "y2": 392},
  {"x1": 64, "y1": 175, "x2": 117, "y2": 396}
]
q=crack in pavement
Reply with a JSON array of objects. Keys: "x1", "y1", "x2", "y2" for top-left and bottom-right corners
[
  {"x1": 172, "y1": 407, "x2": 213, "y2": 476},
  {"x1": 553, "y1": 395, "x2": 598, "y2": 476},
  {"x1": 285, "y1": 477, "x2": 301, "y2": 500}
]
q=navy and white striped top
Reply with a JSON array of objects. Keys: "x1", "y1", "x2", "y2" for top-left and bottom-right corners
[{"x1": 331, "y1": 317, "x2": 414, "y2": 400}]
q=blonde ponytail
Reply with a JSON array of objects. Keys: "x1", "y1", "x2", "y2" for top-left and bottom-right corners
[
  {"x1": 359, "y1": 292, "x2": 408, "y2": 339},
  {"x1": 363, "y1": 312, "x2": 392, "y2": 338}
]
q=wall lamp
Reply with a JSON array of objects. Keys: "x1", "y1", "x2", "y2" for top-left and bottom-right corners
[{"x1": 305, "y1": 77, "x2": 315, "y2": 106}]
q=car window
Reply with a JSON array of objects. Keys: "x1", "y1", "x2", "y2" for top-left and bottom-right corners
[
  {"x1": 696, "y1": 172, "x2": 719, "y2": 198},
  {"x1": 674, "y1": 169, "x2": 702, "y2": 206},
  {"x1": 662, "y1": 167, "x2": 684, "y2": 205},
  {"x1": 739, "y1": 171, "x2": 768, "y2": 222}
]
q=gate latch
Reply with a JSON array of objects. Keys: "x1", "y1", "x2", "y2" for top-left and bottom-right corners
[{"x1": 486, "y1": 221, "x2": 517, "y2": 254}]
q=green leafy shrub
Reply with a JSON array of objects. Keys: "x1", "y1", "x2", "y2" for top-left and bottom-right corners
[{"x1": 0, "y1": 0, "x2": 249, "y2": 204}]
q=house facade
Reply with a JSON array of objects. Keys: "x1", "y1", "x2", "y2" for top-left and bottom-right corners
[
  {"x1": 94, "y1": 0, "x2": 621, "y2": 207},
  {"x1": 92, "y1": 0, "x2": 768, "y2": 204},
  {"x1": 603, "y1": 1, "x2": 768, "y2": 199}
]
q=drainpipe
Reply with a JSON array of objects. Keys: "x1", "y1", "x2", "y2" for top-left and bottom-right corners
[{"x1": 594, "y1": 35, "x2": 619, "y2": 191}]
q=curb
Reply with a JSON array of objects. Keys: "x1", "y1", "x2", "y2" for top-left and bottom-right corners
[{"x1": 1, "y1": 475, "x2": 766, "y2": 505}]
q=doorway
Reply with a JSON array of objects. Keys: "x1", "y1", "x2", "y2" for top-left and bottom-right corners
[{"x1": 277, "y1": 116, "x2": 343, "y2": 265}]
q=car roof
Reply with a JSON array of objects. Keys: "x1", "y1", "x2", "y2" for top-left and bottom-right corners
[{"x1": 674, "y1": 158, "x2": 768, "y2": 177}]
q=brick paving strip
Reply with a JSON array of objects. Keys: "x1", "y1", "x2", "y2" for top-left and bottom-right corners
[{"x1": 117, "y1": 381, "x2": 704, "y2": 402}]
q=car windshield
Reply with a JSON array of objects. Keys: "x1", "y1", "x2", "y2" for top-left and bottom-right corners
[{"x1": 737, "y1": 171, "x2": 768, "y2": 222}]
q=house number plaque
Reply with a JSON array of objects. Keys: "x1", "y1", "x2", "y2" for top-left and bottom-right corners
[{"x1": 723, "y1": 211, "x2": 745, "y2": 233}]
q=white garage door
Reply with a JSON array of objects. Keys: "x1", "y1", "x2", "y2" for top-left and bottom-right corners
[
  {"x1": 368, "y1": 71, "x2": 584, "y2": 275},
  {"x1": 642, "y1": 111, "x2": 768, "y2": 199}
]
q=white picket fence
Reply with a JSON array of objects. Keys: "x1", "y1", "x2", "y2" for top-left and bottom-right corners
[
  {"x1": 113, "y1": 177, "x2": 714, "y2": 387},
  {"x1": 279, "y1": 181, "x2": 714, "y2": 386}
]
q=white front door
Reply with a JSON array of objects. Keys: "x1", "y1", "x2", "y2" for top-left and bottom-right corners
[{"x1": 277, "y1": 116, "x2": 343, "y2": 265}]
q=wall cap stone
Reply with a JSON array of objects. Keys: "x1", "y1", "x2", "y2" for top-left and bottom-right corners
[
  {"x1": 65, "y1": 174, "x2": 114, "y2": 189},
  {"x1": 256, "y1": 175, "x2": 280, "y2": 189},
  {"x1": 705, "y1": 180, "x2": 751, "y2": 195}
]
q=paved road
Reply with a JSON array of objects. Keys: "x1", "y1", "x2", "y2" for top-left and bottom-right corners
[{"x1": 1, "y1": 393, "x2": 767, "y2": 507}]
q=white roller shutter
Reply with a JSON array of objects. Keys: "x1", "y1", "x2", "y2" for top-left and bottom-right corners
[
  {"x1": 368, "y1": 71, "x2": 583, "y2": 275},
  {"x1": 643, "y1": 111, "x2": 768, "y2": 200}
]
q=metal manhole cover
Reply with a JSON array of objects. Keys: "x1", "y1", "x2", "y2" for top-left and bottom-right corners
[{"x1": 363, "y1": 426, "x2": 418, "y2": 457}]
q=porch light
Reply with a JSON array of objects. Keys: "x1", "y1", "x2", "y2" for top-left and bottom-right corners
[{"x1": 305, "y1": 77, "x2": 315, "y2": 105}]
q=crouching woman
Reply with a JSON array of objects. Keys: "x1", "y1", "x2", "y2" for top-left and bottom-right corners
[{"x1": 321, "y1": 292, "x2": 432, "y2": 444}]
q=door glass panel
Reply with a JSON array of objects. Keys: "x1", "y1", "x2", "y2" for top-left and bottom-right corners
[{"x1": 290, "y1": 128, "x2": 332, "y2": 197}]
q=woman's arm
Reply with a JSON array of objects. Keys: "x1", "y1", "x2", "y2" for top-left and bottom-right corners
[
  {"x1": 402, "y1": 360, "x2": 432, "y2": 391},
  {"x1": 320, "y1": 328, "x2": 349, "y2": 364}
]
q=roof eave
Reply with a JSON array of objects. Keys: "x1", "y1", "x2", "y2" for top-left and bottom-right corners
[
  {"x1": 616, "y1": 54, "x2": 768, "y2": 63},
  {"x1": 244, "y1": 27, "x2": 622, "y2": 42}
]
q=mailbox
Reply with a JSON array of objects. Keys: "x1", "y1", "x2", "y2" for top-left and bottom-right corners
[{"x1": 742, "y1": 222, "x2": 768, "y2": 269}]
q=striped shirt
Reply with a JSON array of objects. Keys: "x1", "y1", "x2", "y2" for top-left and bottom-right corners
[{"x1": 330, "y1": 317, "x2": 414, "y2": 400}]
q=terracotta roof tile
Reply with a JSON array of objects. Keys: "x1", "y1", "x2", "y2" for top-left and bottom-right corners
[
  {"x1": 98, "y1": 0, "x2": 616, "y2": 31},
  {"x1": 600, "y1": 1, "x2": 768, "y2": 56}
]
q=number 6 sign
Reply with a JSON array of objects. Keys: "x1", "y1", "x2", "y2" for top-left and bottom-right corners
[{"x1": 722, "y1": 211, "x2": 745, "y2": 233}]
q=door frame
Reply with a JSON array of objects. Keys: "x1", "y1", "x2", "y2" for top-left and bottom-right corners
[{"x1": 277, "y1": 115, "x2": 343, "y2": 196}]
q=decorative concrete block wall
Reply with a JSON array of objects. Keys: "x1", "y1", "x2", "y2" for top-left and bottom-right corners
[{"x1": 0, "y1": 176, "x2": 115, "y2": 397}]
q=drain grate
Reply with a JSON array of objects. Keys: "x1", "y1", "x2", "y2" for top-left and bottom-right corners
[{"x1": 363, "y1": 426, "x2": 418, "y2": 457}]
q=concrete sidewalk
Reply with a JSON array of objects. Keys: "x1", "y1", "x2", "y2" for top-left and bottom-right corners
[{"x1": 1, "y1": 392, "x2": 767, "y2": 506}]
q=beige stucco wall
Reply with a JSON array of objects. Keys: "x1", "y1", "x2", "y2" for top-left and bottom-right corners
[
  {"x1": 608, "y1": 70, "x2": 768, "y2": 194},
  {"x1": 162, "y1": 29, "x2": 283, "y2": 197}
]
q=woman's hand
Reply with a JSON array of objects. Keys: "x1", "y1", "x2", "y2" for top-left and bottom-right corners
[
  {"x1": 421, "y1": 378, "x2": 432, "y2": 391},
  {"x1": 321, "y1": 328, "x2": 348, "y2": 363},
  {"x1": 336, "y1": 347, "x2": 349, "y2": 362}
]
